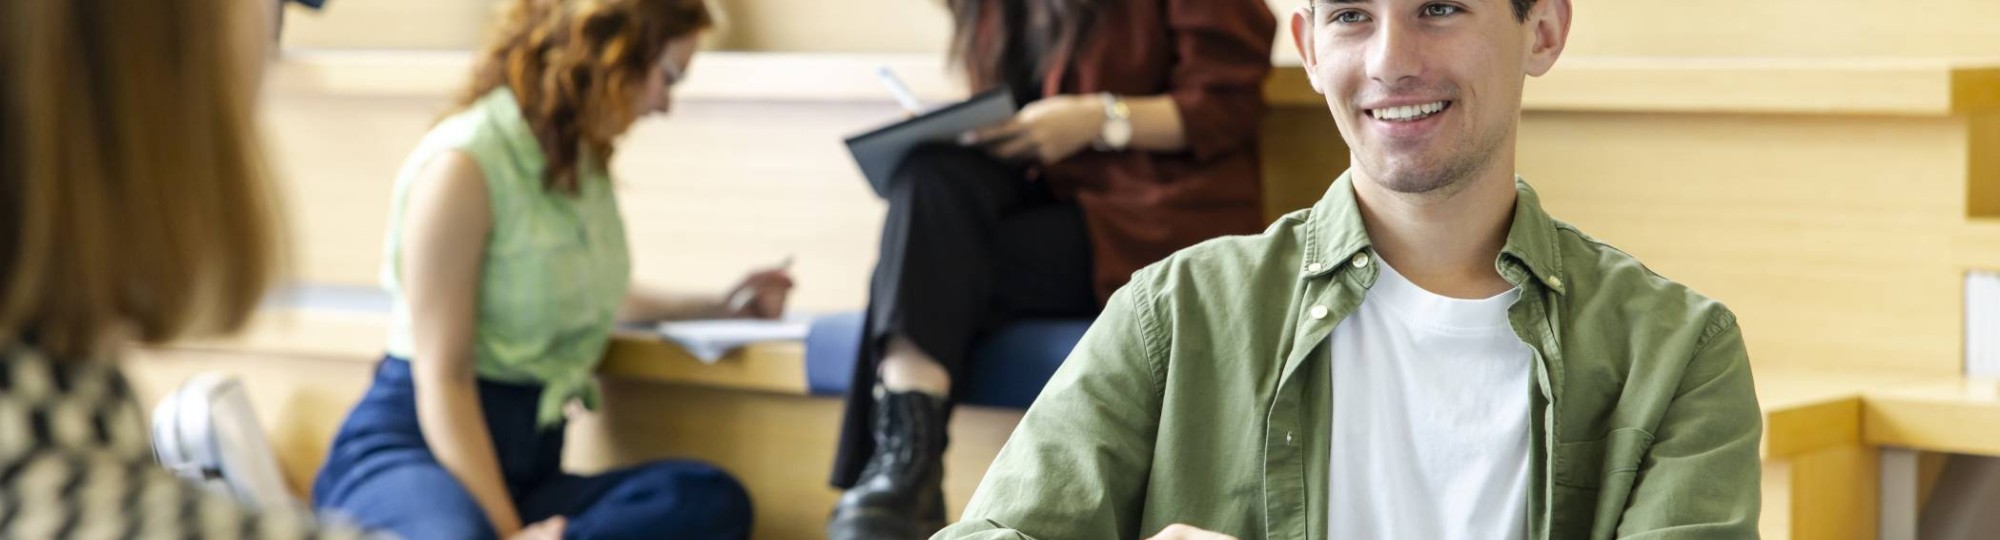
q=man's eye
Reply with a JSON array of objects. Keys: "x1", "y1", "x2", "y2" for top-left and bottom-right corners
[
  {"x1": 1332, "y1": 10, "x2": 1371, "y2": 24},
  {"x1": 1422, "y1": 4, "x2": 1461, "y2": 17}
]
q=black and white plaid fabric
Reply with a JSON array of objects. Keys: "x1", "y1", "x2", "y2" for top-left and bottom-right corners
[{"x1": 0, "y1": 343, "x2": 380, "y2": 539}]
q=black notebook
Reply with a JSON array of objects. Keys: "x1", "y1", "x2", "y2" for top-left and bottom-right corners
[{"x1": 844, "y1": 89, "x2": 1017, "y2": 198}]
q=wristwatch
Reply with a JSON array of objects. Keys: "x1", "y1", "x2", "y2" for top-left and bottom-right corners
[{"x1": 1094, "y1": 92, "x2": 1132, "y2": 151}]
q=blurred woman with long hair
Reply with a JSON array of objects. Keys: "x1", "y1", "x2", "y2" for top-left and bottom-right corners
[{"x1": 1, "y1": 0, "x2": 369, "y2": 536}]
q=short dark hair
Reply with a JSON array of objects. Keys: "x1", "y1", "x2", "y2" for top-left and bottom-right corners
[{"x1": 1510, "y1": 0, "x2": 1537, "y2": 21}]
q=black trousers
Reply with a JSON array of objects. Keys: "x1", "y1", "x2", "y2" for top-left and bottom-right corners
[{"x1": 830, "y1": 144, "x2": 1099, "y2": 488}]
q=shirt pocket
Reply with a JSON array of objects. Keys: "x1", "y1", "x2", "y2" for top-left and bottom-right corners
[
  {"x1": 482, "y1": 222, "x2": 596, "y2": 338},
  {"x1": 1552, "y1": 427, "x2": 1655, "y2": 539}
]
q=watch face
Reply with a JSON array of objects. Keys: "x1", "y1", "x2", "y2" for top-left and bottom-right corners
[
  {"x1": 1106, "y1": 120, "x2": 1132, "y2": 147},
  {"x1": 1099, "y1": 94, "x2": 1133, "y2": 149}
]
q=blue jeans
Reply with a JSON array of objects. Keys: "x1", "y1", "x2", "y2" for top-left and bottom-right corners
[{"x1": 313, "y1": 358, "x2": 752, "y2": 540}]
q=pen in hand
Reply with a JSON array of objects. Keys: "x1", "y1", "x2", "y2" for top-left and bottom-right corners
[
  {"x1": 877, "y1": 66, "x2": 924, "y2": 116},
  {"x1": 725, "y1": 255, "x2": 795, "y2": 316}
]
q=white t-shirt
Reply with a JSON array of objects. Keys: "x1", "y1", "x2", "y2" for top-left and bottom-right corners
[{"x1": 1327, "y1": 257, "x2": 1533, "y2": 540}]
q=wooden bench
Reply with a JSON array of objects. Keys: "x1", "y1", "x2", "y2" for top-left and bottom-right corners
[{"x1": 1863, "y1": 377, "x2": 2000, "y2": 539}]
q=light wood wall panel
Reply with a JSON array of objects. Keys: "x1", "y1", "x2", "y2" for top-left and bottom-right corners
[
  {"x1": 1559, "y1": 0, "x2": 2000, "y2": 59},
  {"x1": 1788, "y1": 444, "x2": 1880, "y2": 540},
  {"x1": 1970, "y1": 115, "x2": 2000, "y2": 218},
  {"x1": 285, "y1": 0, "x2": 2000, "y2": 61},
  {"x1": 262, "y1": 94, "x2": 443, "y2": 289},
  {"x1": 706, "y1": 0, "x2": 951, "y2": 53},
  {"x1": 280, "y1": 0, "x2": 502, "y2": 50},
  {"x1": 278, "y1": 0, "x2": 951, "y2": 53},
  {"x1": 262, "y1": 92, "x2": 903, "y2": 314},
  {"x1": 1520, "y1": 113, "x2": 1973, "y2": 376},
  {"x1": 1260, "y1": 104, "x2": 1349, "y2": 216}
]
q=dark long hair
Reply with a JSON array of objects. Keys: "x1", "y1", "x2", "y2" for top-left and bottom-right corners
[{"x1": 946, "y1": 0, "x2": 1103, "y2": 92}]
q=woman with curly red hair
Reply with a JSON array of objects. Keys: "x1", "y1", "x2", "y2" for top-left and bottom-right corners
[{"x1": 310, "y1": 0, "x2": 776, "y2": 538}]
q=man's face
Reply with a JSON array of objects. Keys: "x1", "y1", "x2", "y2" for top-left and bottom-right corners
[{"x1": 1294, "y1": 0, "x2": 1566, "y2": 195}]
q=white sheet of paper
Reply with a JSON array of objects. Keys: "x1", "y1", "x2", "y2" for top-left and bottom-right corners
[{"x1": 655, "y1": 318, "x2": 812, "y2": 363}]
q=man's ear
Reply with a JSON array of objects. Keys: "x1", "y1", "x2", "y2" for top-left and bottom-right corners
[
  {"x1": 1523, "y1": 0, "x2": 1571, "y2": 77},
  {"x1": 1291, "y1": 7, "x2": 1324, "y2": 94}
]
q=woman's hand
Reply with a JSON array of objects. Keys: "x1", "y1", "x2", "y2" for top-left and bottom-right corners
[
  {"x1": 509, "y1": 516, "x2": 565, "y2": 540},
  {"x1": 1147, "y1": 524, "x2": 1239, "y2": 540},
  {"x1": 962, "y1": 94, "x2": 1104, "y2": 165},
  {"x1": 721, "y1": 267, "x2": 794, "y2": 319}
]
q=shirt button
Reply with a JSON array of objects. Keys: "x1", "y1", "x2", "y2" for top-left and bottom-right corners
[
  {"x1": 1286, "y1": 431, "x2": 1295, "y2": 445},
  {"x1": 1550, "y1": 276, "x2": 1564, "y2": 289},
  {"x1": 1305, "y1": 262, "x2": 1323, "y2": 274},
  {"x1": 1351, "y1": 252, "x2": 1371, "y2": 268},
  {"x1": 1309, "y1": 305, "x2": 1329, "y2": 320}
]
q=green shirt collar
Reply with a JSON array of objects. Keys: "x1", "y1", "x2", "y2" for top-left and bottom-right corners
[
  {"x1": 1303, "y1": 169, "x2": 1568, "y2": 295},
  {"x1": 480, "y1": 87, "x2": 550, "y2": 175}
]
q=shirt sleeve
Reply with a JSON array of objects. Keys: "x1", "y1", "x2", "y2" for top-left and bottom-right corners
[
  {"x1": 1164, "y1": 0, "x2": 1277, "y2": 162},
  {"x1": 934, "y1": 277, "x2": 1170, "y2": 540},
  {"x1": 1614, "y1": 310, "x2": 1763, "y2": 538}
]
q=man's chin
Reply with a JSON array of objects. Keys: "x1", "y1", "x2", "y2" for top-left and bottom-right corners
[{"x1": 1357, "y1": 157, "x2": 1465, "y2": 195}]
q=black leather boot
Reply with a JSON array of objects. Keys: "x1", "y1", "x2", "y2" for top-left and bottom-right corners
[{"x1": 827, "y1": 388, "x2": 950, "y2": 540}]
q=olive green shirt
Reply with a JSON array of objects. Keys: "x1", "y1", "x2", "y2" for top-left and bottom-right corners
[{"x1": 939, "y1": 172, "x2": 1761, "y2": 539}]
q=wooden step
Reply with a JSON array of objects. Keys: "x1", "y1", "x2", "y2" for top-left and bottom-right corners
[
  {"x1": 1561, "y1": 0, "x2": 2000, "y2": 59},
  {"x1": 279, "y1": 0, "x2": 500, "y2": 50},
  {"x1": 278, "y1": 0, "x2": 950, "y2": 52},
  {"x1": 1867, "y1": 377, "x2": 2000, "y2": 456},
  {"x1": 287, "y1": 0, "x2": 2000, "y2": 60}
]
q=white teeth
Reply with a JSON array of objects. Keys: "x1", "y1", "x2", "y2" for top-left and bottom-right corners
[{"x1": 1370, "y1": 101, "x2": 1449, "y2": 122}]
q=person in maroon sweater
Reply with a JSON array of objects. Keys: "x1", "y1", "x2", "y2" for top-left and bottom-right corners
[{"x1": 827, "y1": 1, "x2": 1277, "y2": 538}]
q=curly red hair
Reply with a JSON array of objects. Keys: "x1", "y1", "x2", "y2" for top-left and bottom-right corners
[{"x1": 456, "y1": 0, "x2": 714, "y2": 194}]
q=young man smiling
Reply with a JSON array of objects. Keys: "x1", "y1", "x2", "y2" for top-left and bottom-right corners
[{"x1": 933, "y1": 0, "x2": 1762, "y2": 538}]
